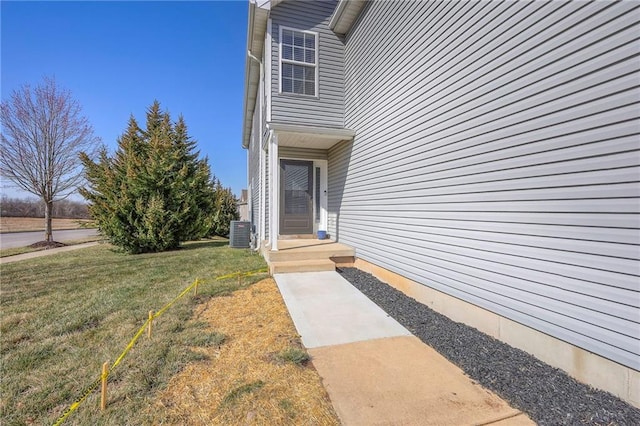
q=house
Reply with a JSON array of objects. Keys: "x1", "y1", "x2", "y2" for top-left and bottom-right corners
[
  {"x1": 238, "y1": 189, "x2": 250, "y2": 221},
  {"x1": 241, "y1": 0, "x2": 639, "y2": 407}
]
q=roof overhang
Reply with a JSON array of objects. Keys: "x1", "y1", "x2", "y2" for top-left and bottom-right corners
[
  {"x1": 268, "y1": 122, "x2": 355, "y2": 150},
  {"x1": 328, "y1": 0, "x2": 366, "y2": 35},
  {"x1": 241, "y1": 0, "x2": 271, "y2": 149}
]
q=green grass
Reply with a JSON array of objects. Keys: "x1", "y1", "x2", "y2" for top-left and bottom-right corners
[
  {"x1": 0, "y1": 246, "x2": 39, "y2": 257},
  {"x1": 220, "y1": 381, "x2": 266, "y2": 408},
  {"x1": 0, "y1": 240, "x2": 267, "y2": 425},
  {"x1": 276, "y1": 347, "x2": 311, "y2": 366}
]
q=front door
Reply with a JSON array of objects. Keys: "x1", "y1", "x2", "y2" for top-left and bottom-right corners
[{"x1": 280, "y1": 159, "x2": 313, "y2": 235}]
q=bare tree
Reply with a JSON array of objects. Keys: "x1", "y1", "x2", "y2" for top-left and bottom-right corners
[{"x1": 0, "y1": 77, "x2": 101, "y2": 242}]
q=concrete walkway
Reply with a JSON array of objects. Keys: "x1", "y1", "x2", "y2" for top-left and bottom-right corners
[
  {"x1": 0, "y1": 242, "x2": 99, "y2": 264},
  {"x1": 275, "y1": 271, "x2": 534, "y2": 426}
]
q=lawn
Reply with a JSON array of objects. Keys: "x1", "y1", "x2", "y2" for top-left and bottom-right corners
[{"x1": 0, "y1": 241, "x2": 274, "y2": 425}]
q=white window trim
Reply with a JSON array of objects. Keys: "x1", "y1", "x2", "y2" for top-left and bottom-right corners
[{"x1": 278, "y1": 25, "x2": 319, "y2": 98}]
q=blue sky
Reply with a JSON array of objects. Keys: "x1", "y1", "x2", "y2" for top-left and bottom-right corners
[{"x1": 1, "y1": 0, "x2": 249, "y2": 199}]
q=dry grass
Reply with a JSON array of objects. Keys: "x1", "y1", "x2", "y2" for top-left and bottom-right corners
[
  {"x1": 0, "y1": 217, "x2": 94, "y2": 233},
  {"x1": 0, "y1": 241, "x2": 268, "y2": 425},
  {"x1": 147, "y1": 278, "x2": 340, "y2": 425}
]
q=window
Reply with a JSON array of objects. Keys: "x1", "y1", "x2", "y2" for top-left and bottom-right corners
[{"x1": 280, "y1": 27, "x2": 317, "y2": 96}]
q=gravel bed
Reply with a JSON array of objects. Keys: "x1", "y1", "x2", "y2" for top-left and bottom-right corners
[{"x1": 338, "y1": 267, "x2": 640, "y2": 426}]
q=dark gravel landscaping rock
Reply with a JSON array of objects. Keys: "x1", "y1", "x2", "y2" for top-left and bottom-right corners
[{"x1": 338, "y1": 267, "x2": 640, "y2": 426}]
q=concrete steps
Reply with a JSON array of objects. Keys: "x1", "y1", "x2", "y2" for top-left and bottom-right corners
[
  {"x1": 266, "y1": 245, "x2": 354, "y2": 262},
  {"x1": 269, "y1": 259, "x2": 336, "y2": 274},
  {"x1": 264, "y1": 240, "x2": 356, "y2": 274}
]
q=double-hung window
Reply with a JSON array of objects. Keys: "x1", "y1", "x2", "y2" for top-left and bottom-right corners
[{"x1": 280, "y1": 27, "x2": 318, "y2": 96}]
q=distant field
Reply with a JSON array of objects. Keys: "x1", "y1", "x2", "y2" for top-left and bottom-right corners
[{"x1": 0, "y1": 217, "x2": 94, "y2": 233}]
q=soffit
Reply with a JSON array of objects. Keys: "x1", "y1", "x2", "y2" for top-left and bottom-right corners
[
  {"x1": 270, "y1": 122, "x2": 355, "y2": 150},
  {"x1": 329, "y1": 0, "x2": 366, "y2": 35}
]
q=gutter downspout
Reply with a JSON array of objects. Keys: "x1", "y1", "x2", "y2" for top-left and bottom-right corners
[
  {"x1": 247, "y1": 50, "x2": 264, "y2": 251},
  {"x1": 247, "y1": 51, "x2": 262, "y2": 71}
]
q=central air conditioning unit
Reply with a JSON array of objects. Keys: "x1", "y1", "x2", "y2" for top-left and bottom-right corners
[{"x1": 229, "y1": 221, "x2": 251, "y2": 248}]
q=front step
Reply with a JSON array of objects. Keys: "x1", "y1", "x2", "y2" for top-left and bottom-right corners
[
  {"x1": 269, "y1": 259, "x2": 336, "y2": 274},
  {"x1": 266, "y1": 245, "x2": 355, "y2": 262}
]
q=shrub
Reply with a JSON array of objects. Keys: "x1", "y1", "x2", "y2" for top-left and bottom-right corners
[{"x1": 80, "y1": 101, "x2": 216, "y2": 253}]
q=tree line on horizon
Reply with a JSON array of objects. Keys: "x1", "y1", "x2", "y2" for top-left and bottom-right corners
[
  {"x1": 0, "y1": 196, "x2": 90, "y2": 219},
  {"x1": 1, "y1": 77, "x2": 238, "y2": 252}
]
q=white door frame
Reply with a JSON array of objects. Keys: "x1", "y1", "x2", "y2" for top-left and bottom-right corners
[
  {"x1": 315, "y1": 159, "x2": 328, "y2": 236},
  {"x1": 278, "y1": 156, "x2": 328, "y2": 237}
]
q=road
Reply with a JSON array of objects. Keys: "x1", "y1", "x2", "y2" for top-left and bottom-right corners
[{"x1": 0, "y1": 229, "x2": 99, "y2": 249}]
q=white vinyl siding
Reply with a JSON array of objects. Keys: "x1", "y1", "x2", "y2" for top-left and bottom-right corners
[
  {"x1": 330, "y1": 0, "x2": 640, "y2": 370},
  {"x1": 270, "y1": 0, "x2": 345, "y2": 128},
  {"x1": 248, "y1": 100, "x2": 262, "y2": 235},
  {"x1": 328, "y1": 140, "x2": 351, "y2": 239}
]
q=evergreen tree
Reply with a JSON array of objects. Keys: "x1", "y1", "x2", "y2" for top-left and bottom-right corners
[
  {"x1": 210, "y1": 178, "x2": 239, "y2": 237},
  {"x1": 80, "y1": 101, "x2": 216, "y2": 253}
]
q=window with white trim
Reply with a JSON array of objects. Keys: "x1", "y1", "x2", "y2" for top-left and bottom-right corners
[{"x1": 280, "y1": 27, "x2": 317, "y2": 96}]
